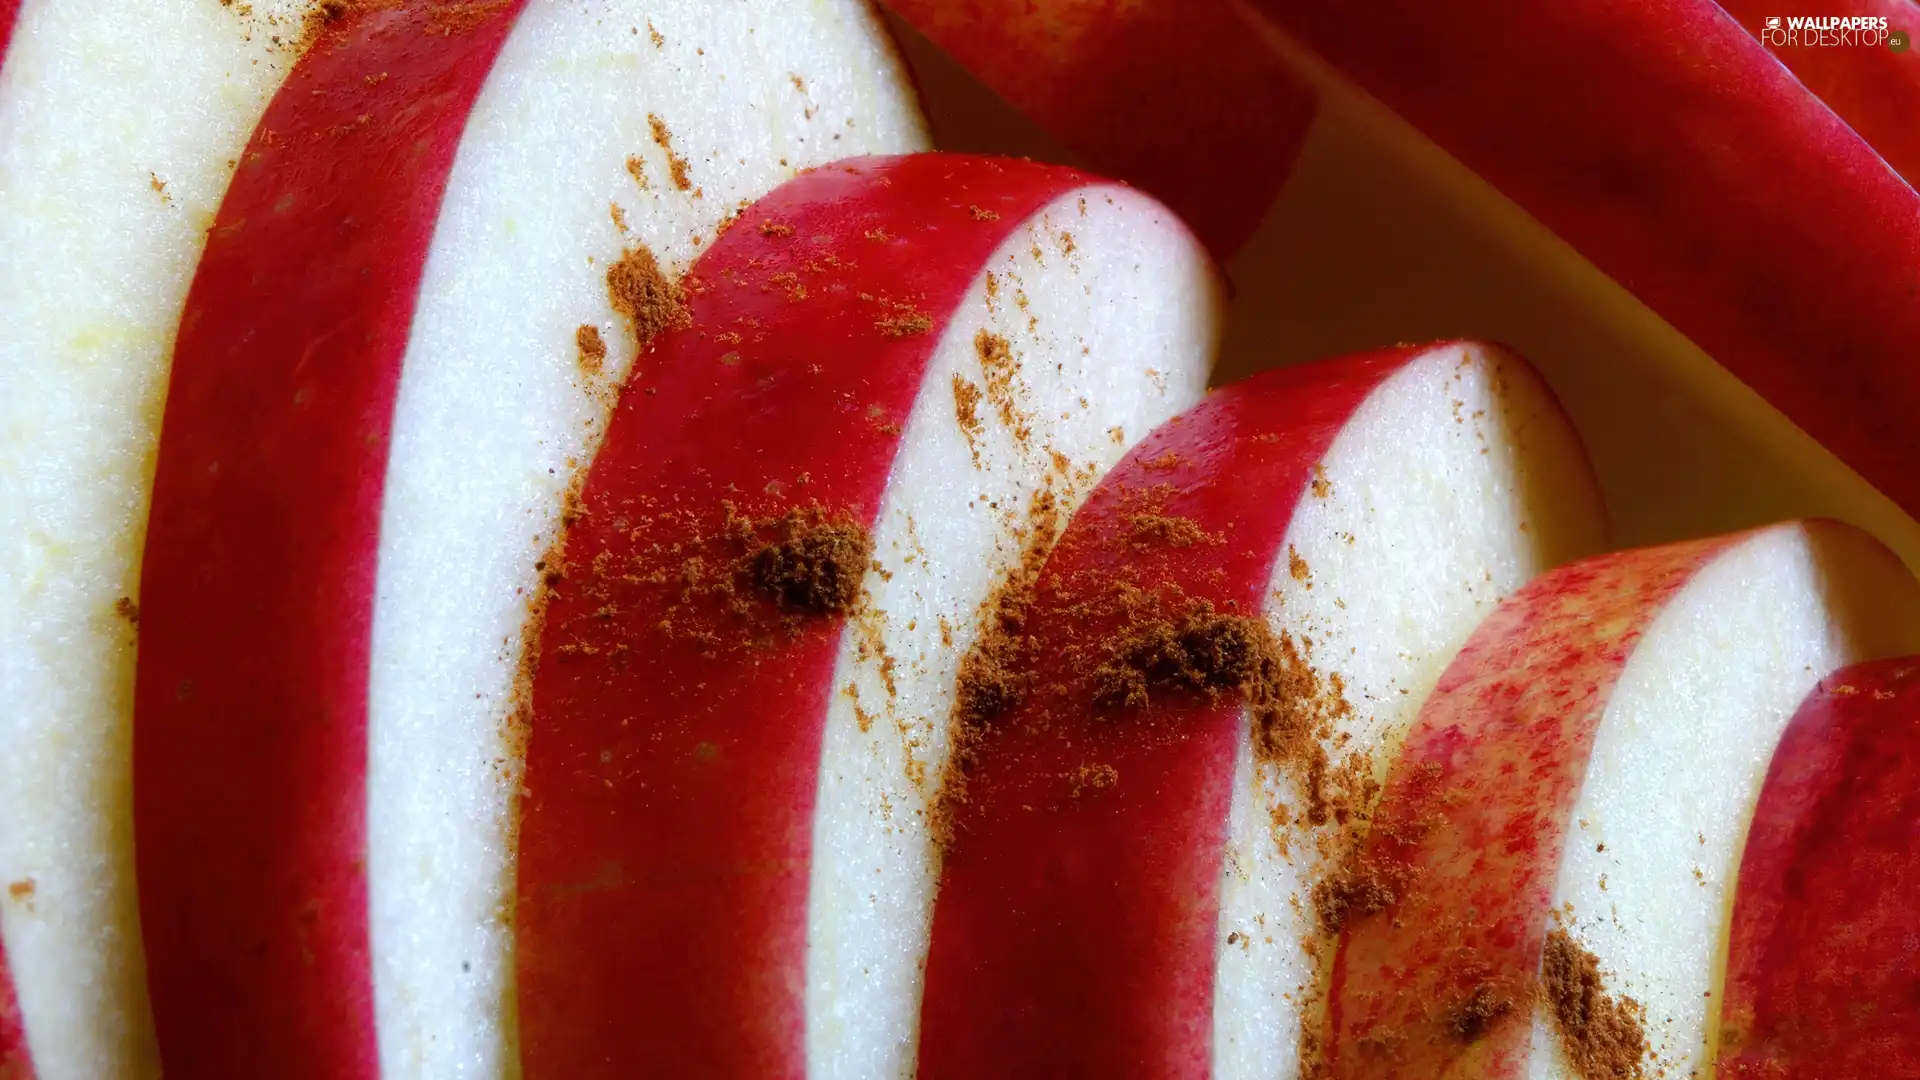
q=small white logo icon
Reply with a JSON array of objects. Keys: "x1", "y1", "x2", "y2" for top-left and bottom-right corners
[{"x1": 1766, "y1": 16, "x2": 1782, "y2": 29}]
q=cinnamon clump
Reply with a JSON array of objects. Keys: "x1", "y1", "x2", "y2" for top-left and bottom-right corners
[
  {"x1": 299, "y1": 0, "x2": 353, "y2": 47},
  {"x1": 952, "y1": 580, "x2": 1034, "y2": 733},
  {"x1": 1090, "y1": 604, "x2": 1270, "y2": 710},
  {"x1": 950, "y1": 488, "x2": 1063, "y2": 737},
  {"x1": 952, "y1": 376, "x2": 984, "y2": 464},
  {"x1": 936, "y1": 488, "x2": 1066, "y2": 844},
  {"x1": 747, "y1": 518, "x2": 872, "y2": 616},
  {"x1": 606, "y1": 246, "x2": 687, "y2": 353},
  {"x1": 877, "y1": 310, "x2": 933, "y2": 338},
  {"x1": 973, "y1": 330, "x2": 1032, "y2": 446},
  {"x1": 1446, "y1": 981, "x2": 1518, "y2": 1043},
  {"x1": 575, "y1": 324, "x2": 607, "y2": 376},
  {"x1": 1542, "y1": 929, "x2": 1649, "y2": 1080},
  {"x1": 1312, "y1": 853, "x2": 1409, "y2": 934},
  {"x1": 552, "y1": 502, "x2": 873, "y2": 669},
  {"x1": 1087, "y1": 592, "x2": 1362, "y2": 840},
  {"x1": 114, "y1": 596, "x2": 140, "y2": 627},
  {"x1": 1123, "y1": 512, "x2": 1215, "y2": 549}
]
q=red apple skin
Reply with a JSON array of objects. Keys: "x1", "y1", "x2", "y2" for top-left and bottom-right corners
[
  {"x1": 1718, "y1": 0, "x2": 1920, "y2": 189},
  {"x1": 916, "y1": 349, "x2": 1420, "y2": 1080},
  {"x1": 1244, "y1": 0, "x2": 1920, "y2": 528},
  {"x1": 131, "y1": 4, "x2": 525, "y2": 1076},
  {"x1": 0, "y1": 930, "x2": 26, "y2": 1080},
  {"x1": 881, "y1": 0, "x2": 1314, "y2": 256},
  {"x1": 0, "y1": 0, "x2": 20, "y2": 66},
  {"x1": 1716, "y1": 656, "x2": 1920, "y2": 1079},
  {"x1": 1321, "y1": 534, "x2": 1738, "y2": 1078},
  {"x1": 513, "y1": 154, "x2": 1148, "y2": 1079}
]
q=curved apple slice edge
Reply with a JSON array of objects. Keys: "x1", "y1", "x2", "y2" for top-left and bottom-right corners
[{"x1": 1717, "y1": 655, "x2": 1920, "y2": 1076}]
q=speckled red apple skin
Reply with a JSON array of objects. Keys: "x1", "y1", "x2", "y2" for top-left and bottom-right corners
[
  {"x1": 1248, "y1": 0, "x2": 1920, "y2": 529},
  {"x1": 132, "y1": 4, "x2": 525, "y2": 1077},
  {"x1": 1716, "y1": 656, "x2": 1920, "y2": 1079},
  {"x1": 1323, "y1": 534, "x2": 1741, "y2": 1078},
  {"x1": 883, "y1": 0, "x2": 1314, "y2": 257},
  {"x1": 916, "y1": 349, "x2": 1421, "y2": 1080},
  {"x1": 512, "y1": 155, "x2": 1139, "y2": 1080}
]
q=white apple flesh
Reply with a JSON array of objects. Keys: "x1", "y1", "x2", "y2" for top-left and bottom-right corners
[
  {"x1": 0, "y1": 4, "x2": 320, "y2": 1077},
  {"x1": 511, "y1": 153, "x2": 1220, "y2": 1079},
  {"x1": 915, "y1": 341, "x2": 1605, "y2": 1079},
  {"x1": 1324, "y1": 521, "x2": 1920, "y2": 1079},
  {"x1": 108, "y1": 3, "x2": 923, "y2": 1079}
]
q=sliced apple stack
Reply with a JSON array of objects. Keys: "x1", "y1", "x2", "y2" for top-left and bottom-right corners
[
  {"x1": 512, "y1": 152, "x2": 1220, "y2": 1078},
  {"x1": 1717, "y1": 656, "x2": 1920, "y2": 1079},
  {"x1": 914, "y1": 341, "x2": 1605, "y2": 1078},
  {"x1": 1, "y1": 3, "x2": 328, "y2": 1075},
  {"x1": 67, "y1": 3, "x2": 930, "y2": 1078},
  {"x1": 1323, "y1": 522, "x2": 1920, "y2": 1079}
]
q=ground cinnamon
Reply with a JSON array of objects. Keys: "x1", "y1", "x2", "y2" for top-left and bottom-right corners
[
  {"x1": 647, "y1": 113, "x2": 693, "y2": 191},
  {"x1": 575, "y1": 324, "x2": 606, "y2": 376},
  {"x1": 605, "y1": 245, "x2": 687, "y2": 353},
  {"x1": 747, "y1": 518, "x2": 872, "y2": 616},
  {"x1": 1542, "y1": 928, "x2": 1649, "y2": 1080}
]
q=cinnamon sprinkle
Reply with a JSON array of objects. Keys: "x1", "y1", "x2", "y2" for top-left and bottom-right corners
[
  {"x1": 1122, "y1": 512, "x2": 1216, "y2": 549},
  {"x1": 747, "y1": 518, "x2": 872, "y2": 616},
  {"x1": 1542, "y1": 928, "x2": 1649, "y2": 1079},
  {"x1": 647, "y1": 113, "x2": 693, "y2": 191},
  {"x1": 952, "y1": 376, "x2": 984, "y2": 465},
  {"x1": 605, "y1": 245, "x2": 688, "y2": 353},
  {"x1": 876, "y1": 310, "x2": 933, "y2": 338},
  {"x1": 575, "y1": 325, "x2": 607, "y2": 376}
]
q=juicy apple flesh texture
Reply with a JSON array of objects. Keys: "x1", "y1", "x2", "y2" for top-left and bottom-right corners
[
  {"x1": 0, "y1": 3, "x2": 321, "y2": 1077},
  {"x1": 127, "y1": 3, "x2": 923, "y2": 1078},
  {"x1": 513, "y1": 154, "x2": 1220, "y2": 1079}
]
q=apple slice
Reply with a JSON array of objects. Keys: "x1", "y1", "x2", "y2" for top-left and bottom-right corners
[
  {"x1": 914, "y1": 341, "x2": 1605, "y2": 1079},
  {"x1": 125, "y1": 4, "x2": 923, "y2": 1077},
  {"x1": 880, "y1": 0, "x2": 1316, "y2": 255},
  {"x1": 1717, "y1": 0, "x2": 1920, "y2": 188},
  {"x1": 0, "y1": 4, "x2": 339, "y2": 1076},
  {"x1": 1322, "y1": 522, "x2": 1920, "y2": 1080},
  {"x1": 1716, "y1": 656, "x2": 1920, "y2": 1079},
  {"x1": 513, "y1": 153, "x2": 1220, "y2": 1078}
]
